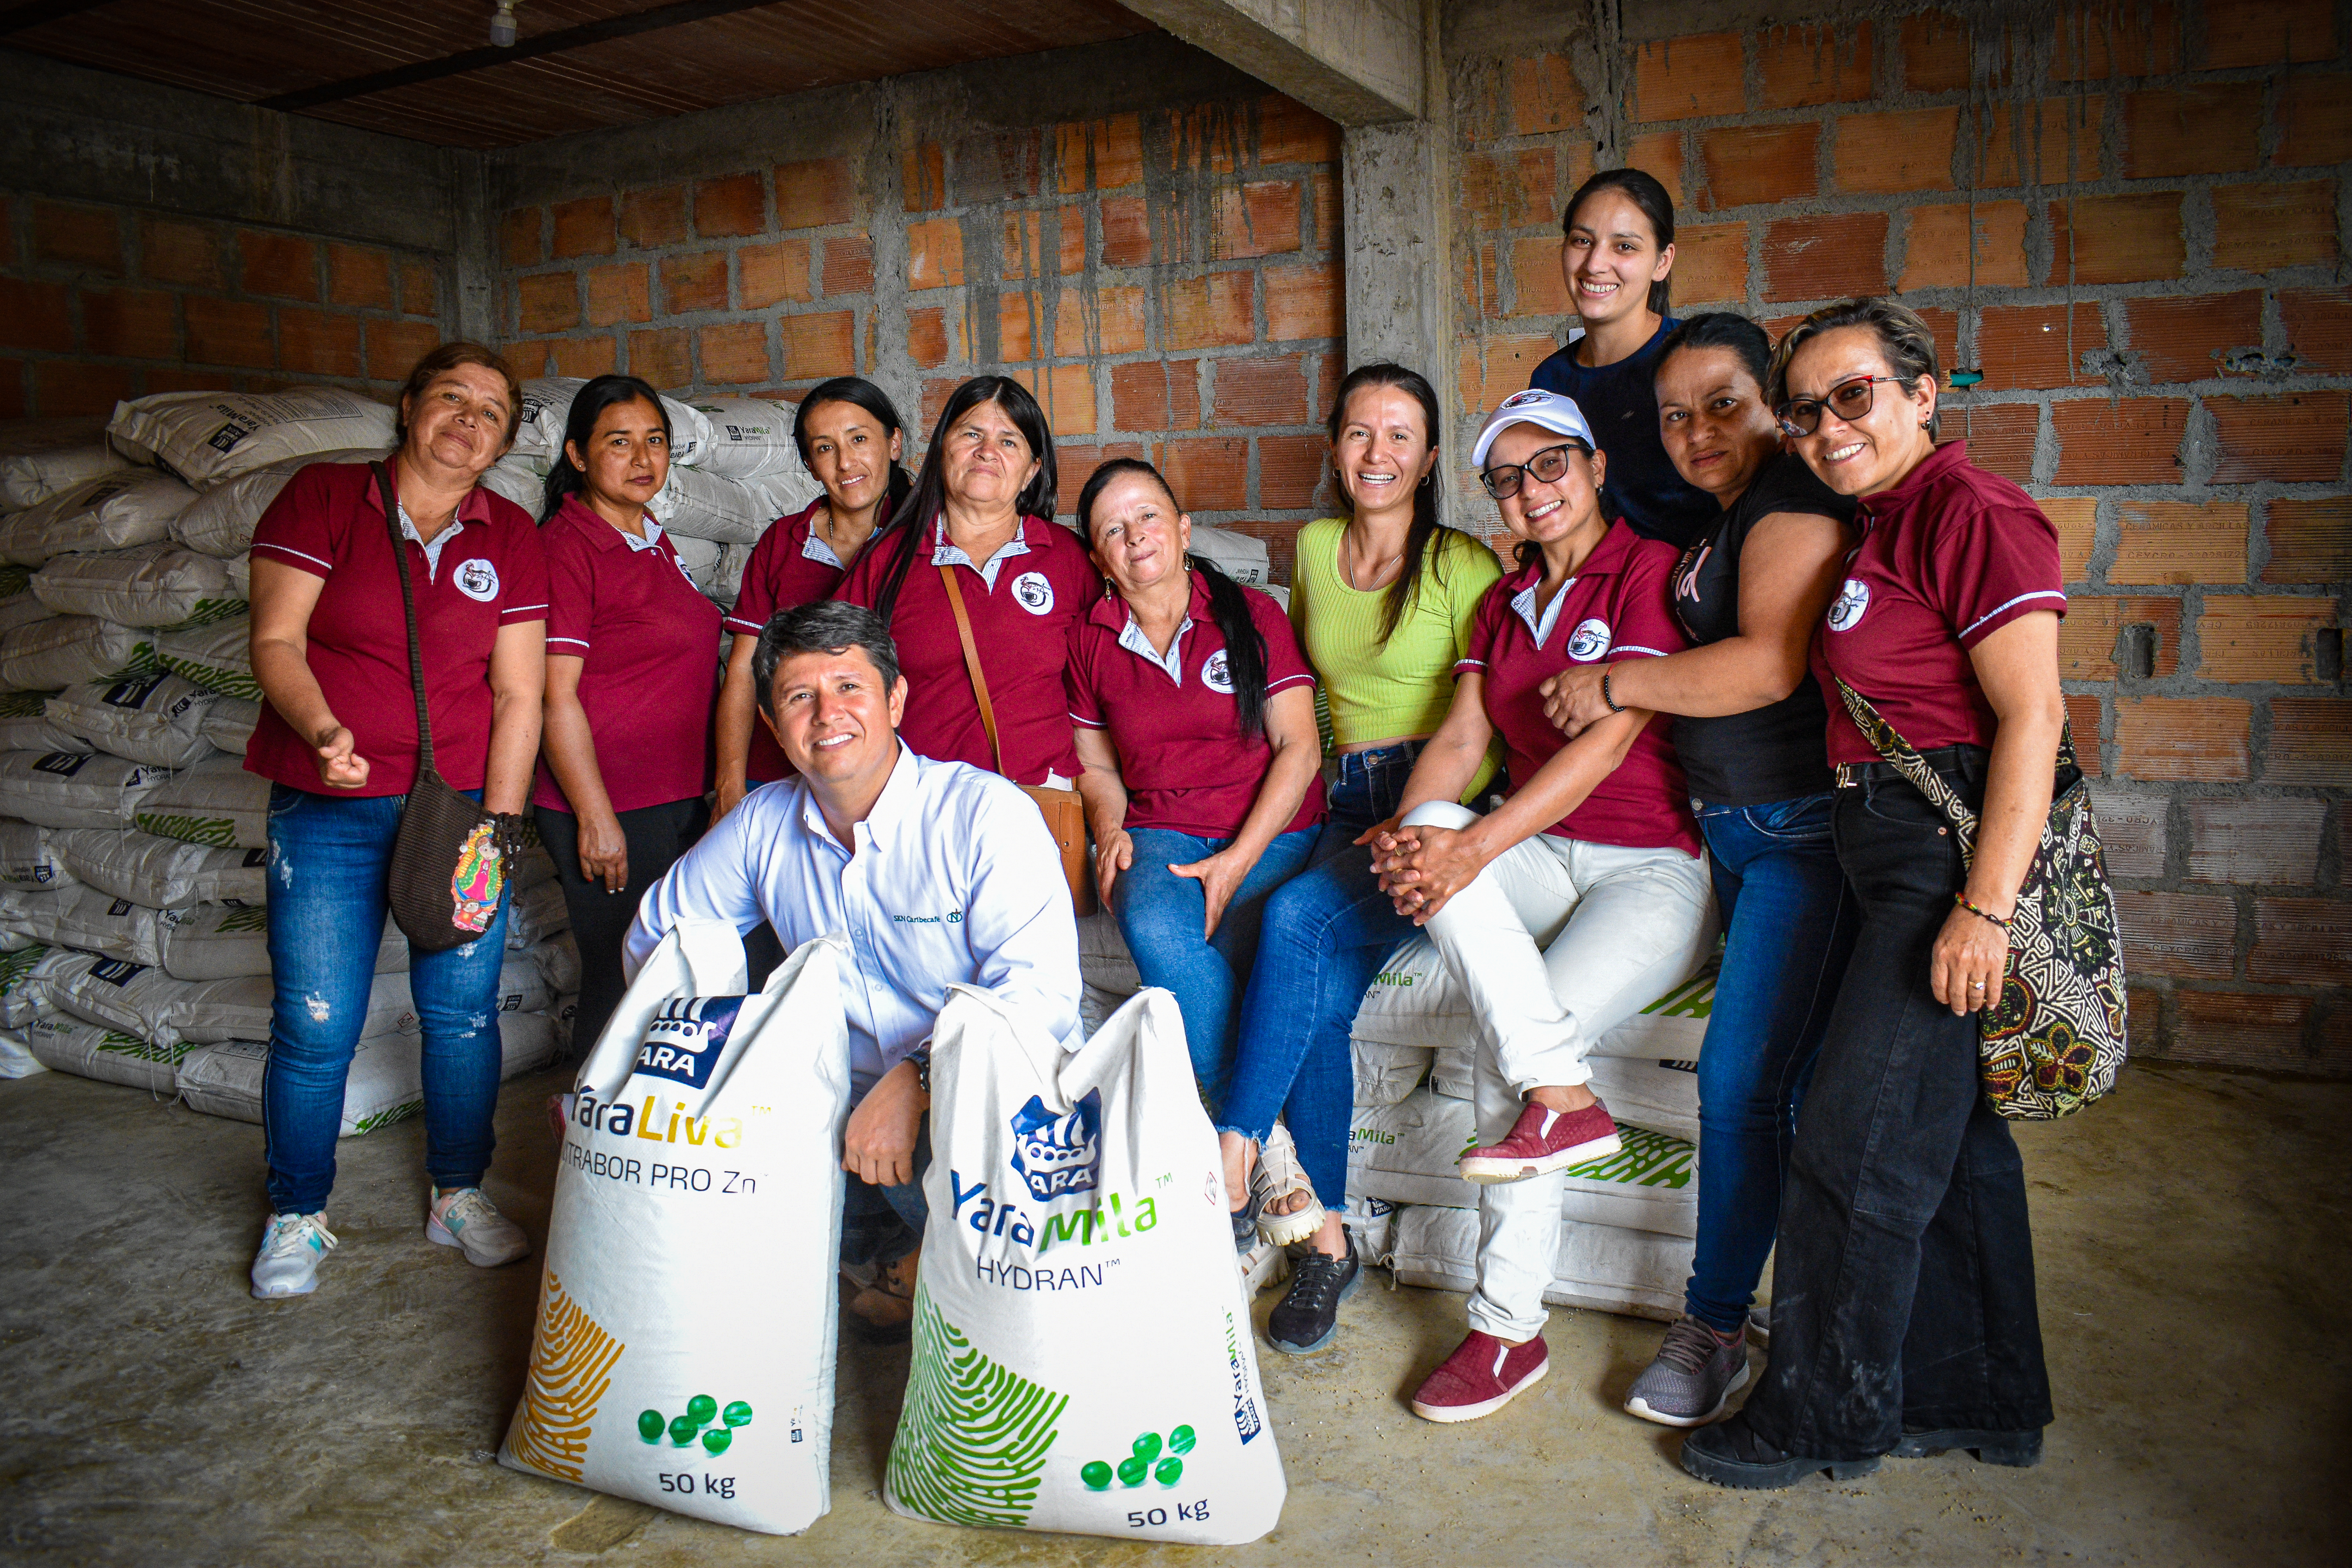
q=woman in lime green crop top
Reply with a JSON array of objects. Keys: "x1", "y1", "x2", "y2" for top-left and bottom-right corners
[{"x1": 1219, "y1": 363, "x2": 1502, "y2": 1357}]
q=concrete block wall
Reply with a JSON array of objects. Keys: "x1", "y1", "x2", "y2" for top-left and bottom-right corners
[
  {"x1": 1445, "y1": 0, "x2": 2350, "y2": 1075},
  {"x1": 495, "y1": 81, "x2": 1347, "y2": 568}
]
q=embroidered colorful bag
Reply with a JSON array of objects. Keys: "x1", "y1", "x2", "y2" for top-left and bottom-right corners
[{"x1": 1837, "y1": 680, "x2": 2127, "y2": 1120}]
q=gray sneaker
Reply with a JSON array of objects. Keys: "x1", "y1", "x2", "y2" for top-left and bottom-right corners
[
  {"x1": 250, "y1": 1211, "x2": 338, "y2": 1299},
  {"x1": 1624, "y1": 1318, "x2": 1750, "y2": 1427}
]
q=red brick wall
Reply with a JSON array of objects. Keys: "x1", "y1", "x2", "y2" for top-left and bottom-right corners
[
  {"x1": 0, "y1": 192, "x2": 452, "y2": 418},
  {"x1": 497, "y1": 93, "x2": 1346, "y2": 568},
  {"x1": 1450, "y1": 2, "x2": 2349, "y2": 1075}
]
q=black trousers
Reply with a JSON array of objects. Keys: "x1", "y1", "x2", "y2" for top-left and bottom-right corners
[
  {"x1": 1740, "y1": 753, "x2": 2054, "y2": 1459},
  {"x1": 534, "y1": 795, "x2": 709, "y2": 1057}
]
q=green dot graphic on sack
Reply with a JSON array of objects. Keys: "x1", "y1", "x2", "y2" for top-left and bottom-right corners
[
  {"x1": 1080, "y1": 1460, "x2": 1114, "y2": 1491},
  {"x1": 668, "y1": 1414, "x2": 697, "y2": 1446},
  {"x1": 702, "y1": 1427, "x2": 732, "y2": 1456},
  {"x1": 723, "y1": 1400, "x2": 753, "y2": 1428},
  {"x1": 637, "y1": 1410, "x2": 666, "y2": 1444},
  {"x1": 1116, "y1": 1456, "x2": 1148, "y2": 1487},
  {"x1": 1131, "y1": 1430, "x2": 1161, "y2": 1461},
  {"x1": 1154, "y1": 1457, "x2": 1183, "y2": 1486},
  {"x1": 1168, "y1": 1425, "x2": 1196, "y2": 1455},
  {"x1": 686, "y1": 1394, "x2": 717, "y2": 1427}
]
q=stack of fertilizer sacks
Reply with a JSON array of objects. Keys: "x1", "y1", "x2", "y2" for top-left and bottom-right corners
[
  {"x1": 0, "y1": 392, "x2": 577, "y2": 1129},
  {"x1": 1076, "y1": 910, "x2": 1714, "y2": 1321}
]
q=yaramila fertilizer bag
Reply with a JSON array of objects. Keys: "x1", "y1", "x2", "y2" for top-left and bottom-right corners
[
  {"x1": 23, "y1": 1013, "x2": 187, "y2": 1091},
  {"x1": 134, "y1": 753, "x2": 270, "y2": 848},
  {"x1": 0, "y1": 471, "x2": 198, "y2": 565},
  {"x1": 200, "y1": 696, "x2": 260, "y2": 755},
  {"x1": 884, "y1": 985, "x2": 1286, "y2": 1546},
  {"x1": 154, "y1": 616, "x2": 258, "y2": 702},
  {"x1": 44, "y1": 671, "x2": 218, "y2": 768},
  {"x1": 0, "y1": 615, "x2": 156, "y2": 691},
  {"x1": 107, "y1": 389, "x2": 397, "y2": 489},
  {"x1": 169, "y1": 448, "x2": 391, "y2": 557},
  {"x1": 0, "y1": 434, "x2": 128, "y2": 511},
  {"x1": 500, "y1": 922, "x2": 851, "y2": 1536},
  {"x1": 0, "y1": 689, "x2": 84, "y2": 755},
  {"x1": 0, "y1": 820, "x2": 75, "y2": 889},
  {"x1": 685, "y1": 397, "x2": 800, "y2": 481},
  {"x1": 0, "y1": 750, "x2": 170, "y2": 830},
  {"x1": 33, "y1": 543, "x2": 241, "y2": 628},
  {"x1": 52, "y1": 828, "x2": 266, "y2": 909}
]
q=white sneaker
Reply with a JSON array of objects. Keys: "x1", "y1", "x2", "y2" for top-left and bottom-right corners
[
  {"x1": 426, "y1": 1186, "x2": 530, "y2": 1267},
  {"x1": 251, "y1": 1211, "x2": 338, "y2": 1299}
]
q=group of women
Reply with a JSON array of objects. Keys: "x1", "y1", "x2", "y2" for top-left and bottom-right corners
[{"x1": 241, "y1": 165, "x2": 2069, "y2": 1490}]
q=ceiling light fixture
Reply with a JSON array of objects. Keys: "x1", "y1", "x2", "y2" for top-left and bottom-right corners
[{"x1": 489, "y1": 1, "x2": 520, "y2": 47}]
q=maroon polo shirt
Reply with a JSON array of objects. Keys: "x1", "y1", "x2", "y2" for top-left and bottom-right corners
[
  {"x1": 247, "y1": 461, "x2": 548, "y2": 798},
  {"x1": 724, "y1": 499, "x2": 843, "y2": 782},
  {"x1": 1065, "y1": 572, "x2": 1325, "y2": 840},
  {"x1": 1811, "y1": 441, "x2": 2067, "y2": 767},
  {"x1": 833, "y1": 515, "x2": 1100, "y2": 786},
  {"x1": 532, "y1": 495, "x2": 722, "y2": 814},
  {"x1": 1456, "y1": 521, "x2": 1700, "y2": 857}
]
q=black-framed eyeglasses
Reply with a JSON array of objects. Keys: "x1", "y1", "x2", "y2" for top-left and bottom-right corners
[
  {"x1": 1775, "y1": 374, "x2": 1906, "y2": 437},
  {"x1": 1480, "y1": 439, "x2": 1590, "y2": 500}
]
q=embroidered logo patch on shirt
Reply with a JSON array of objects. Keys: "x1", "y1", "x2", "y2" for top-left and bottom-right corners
[
  {"x1": 1827, "y1": 578, "x2": 1870, "y2": 632},
  {"x1": 1566, "y1": 617, "x2": 1613, "y2": 661},
  {"x1": 454, "y1": 557, "x2": 501, "y2": 602},
  {"x1": 1201, "y1": 649, "x2": 1234, "y2": 693},
  {"x1": 1011, "y1": 570, "x2": 1054, "y2": 614}
]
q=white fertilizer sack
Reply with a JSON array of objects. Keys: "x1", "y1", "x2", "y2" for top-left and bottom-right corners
[
  {"x1": 166, "y1": 966, "x2": 414, "y2": 1047},
  {"x1": 1581, "y1": 1055, "x2": 1700, "y2": 1143},
  {"x1": 23, "y1": 1013, "x2": 188, "y2": 1093},
  {"x1": 1348, "y1": 939, "x2": 1715, "y2": 1063},
  {"x1": 1347, "y1": 1087, "x2": 1479, "y2": 1210},
  {"x1": 500, "y1": 923, "x2": 852, "y2": 1536},
  {"x1": 174, "y1": 1035, "x2": 422, "y2": 1135},
  {"x1": 1187, "y1": 525, "x2": 1271, "y2": 587},
  {"x1": 4, "y1": 884, "x2": 166, "y2": 965},
  {"x1": 669, "y1": 533, "x2": 723, "y2": 595},
  {"x1": 0, "y1": 616, "x2": 155, "y2": 691},
  {"x1": 200, "y1": 697, "x2": 259, "y2": 755},
  {"x1": 156, "y1": 902, "x2": 408, "y2": 982},
  {"x1": 0, "y1": 1029, "x2": 44, "y2": 1077},
  {"x1": 1075, "y1": 910, "x2": 1140, "y2": 996},
  {"x1": 1387, "y1": 1204, "x2": 1691, "y2": 1323},
  {"x1": 0, "y1": 820, "x2": 75, "y2": 888},
  {"x1": 134, "y1": 753, "x2": 269, "y2": 848},
  {"x1": 33, "y1": 544, "x2": 240, "y2": 629},
  {"x1": 108, "y1": 389, "x2": 397, "y2": 489},
  {"x1": 505, "y1": 877, "x2": 570, "y2": 946},
  {"x1": 528, "y1": 932, "x2": 581, "y2": 997},
  {"x1": 0, "y1": 706, "x2": 78, "y2": 755},
  {"x1": 0, "y1": 438, "x2": 128, "y2": 511},
  {"x1": 41, "y1": 950, "x2": 213, "y2": 1046},
  {"x1": 0, "y1": 750, "x2": 169, "y2": 830},
  {"x1": 45, "y1": 671, "x2": 218, "y2": 768},
  {"x1": 885, "y1": 985, "x2": 1286, "y2": 1546},
  {"x1": 703, "y1": 543, "x2": 747, "y2": 608},
  {"x1": 512, "y1": 379, "x2": 712, "y2": 471},
  {"x1": 1352, "y1": 1037, "x2": 1429, "y2": 1107},
  {"x1": 0, "y1": 591, "x2": 51, "y2": 636},
  {"x1": 223, "y1": 555, "x2": 249, "y2": 599},
  {"x1": 170, "y1": 448, "x2": 392, "y2": 557},
  {"x1": 53, "y1": 829, "x2": 266, "y2": 910},
  {"x1": 154, "y1": 616, "x2": 258, "y2": 701},
  {"x1": 647, "y1": 463, "x2": 771, "y2": 546},
  {"x1": 0, "y1": 471, "x2": 199, "y2": 566},
  {"x1": 0, "y1": 943, "x2": 56, "y2": 1027},
  {"x1": 476, "y1": 457, "x2": 546, "y2": 519},
  {"x1": 685, "y1": 398, "x2": 801, "y2": 481}
]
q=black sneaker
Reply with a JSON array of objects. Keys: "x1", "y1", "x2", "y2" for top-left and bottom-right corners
[
  {"x1": 1679, "y1": 1411, "x2": 1881, "y2": 1490},
  {"x1": 1266, "y1": 1232, "x2": 1359, "y2": 1354},
  {"x1": 1889, "y1": 1425, "x2": 2043, "y2": 1466}
]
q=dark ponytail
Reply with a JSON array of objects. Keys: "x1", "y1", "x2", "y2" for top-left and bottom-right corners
[
  {"x1": 792, "y1": 375, "x2": 913, "y2": 523},
  {"x1": 1326, "y1": 363, "x2": 1461, "y2": 640},
  {"x1": 1076, "y1": 457, "x2": 1271, "y2": 742},
  {"x1": 1562, "y1": 167, "x2": 1677, "y2": 317},
  {"x1": 866, "y1": 375, "x2": 1058, "y2": 624},
  {"x1": 540, "y1": 374, "x2": 668, "y2": 524}
]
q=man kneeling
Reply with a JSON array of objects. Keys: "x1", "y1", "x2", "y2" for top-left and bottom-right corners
[{"x1": 622, "y1": 601, "x2": 1081, "y2": 1335}]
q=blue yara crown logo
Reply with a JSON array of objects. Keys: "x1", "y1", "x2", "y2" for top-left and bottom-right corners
[
  {"x1": 633, "y1": 996, "x2": 746, "y2": 1090},
  {"x1": 1008, "y1": 1089, "x2": 1103, "y2": 1203}
]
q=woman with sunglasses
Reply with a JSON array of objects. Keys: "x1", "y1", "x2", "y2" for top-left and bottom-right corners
[
  {"x1": 1370, "y1": 388, "x2": 1715, "y2": 1422},
  {"x1": 1218, "y1": 363, "x2": 1501, "y2": 1354},
  {"x1": 1527, "y1": 169, "x2": 1717, "y2": 550},
  {"x1": 1680, "y1": 298, "x2": 2065, "y2": 1489},
  {"x1": 1541, "y1": 314, "x2": 1859, "y2": 1428}
]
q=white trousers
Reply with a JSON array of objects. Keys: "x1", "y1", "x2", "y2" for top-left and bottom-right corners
[{"x1": 1403, "y1": 800, "x2": 1718, "y2": 1341}]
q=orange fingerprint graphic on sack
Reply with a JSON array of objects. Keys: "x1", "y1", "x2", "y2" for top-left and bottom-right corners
[
  {"x1": 450, "y1": 821, "x2": 504, "y2": 933},
  {"x1": 506, "y1": 1272, "x2": 623, "y2": 1482}
]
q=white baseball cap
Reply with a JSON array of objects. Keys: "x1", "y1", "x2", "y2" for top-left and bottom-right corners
[{"x1": 1472, "y1": 388, "x2": 1597, "y2": 469}]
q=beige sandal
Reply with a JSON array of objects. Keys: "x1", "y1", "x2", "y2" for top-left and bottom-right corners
[{"x1": 1250, "y1": 1122, "x2": 1327, "y2": 1247}]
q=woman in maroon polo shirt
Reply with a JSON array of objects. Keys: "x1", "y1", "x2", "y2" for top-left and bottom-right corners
[
  {"x1": 1066, "y1": 457, "x2": 1323, "y2": 1221},
  {"x1": 713, "y1": 377, "x2": 913, "y2": 815},
  {"x1": 533, "y1": 374, "x2": 724, "y2": 1058},
  {"x1": 1365, "y1": 389, "x2": 1717, "y2": 1423},
  {"x1": 1681, "y1": 298, "x2": 2064, "y2": 1489},
  {"x1": 244, "y1": 341, "x2": 548, "y2": 1302},
  {"x1": 834, "y1": 375, "x2": 1097, "y2": 786}
]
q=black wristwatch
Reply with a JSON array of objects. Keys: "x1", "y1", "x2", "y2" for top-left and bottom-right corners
[{"x1": 909, "y1": 1048, "x2": 932, "y2": 1094}]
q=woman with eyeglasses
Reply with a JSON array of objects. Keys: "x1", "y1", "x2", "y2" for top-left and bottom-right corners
[
  {"x1": 1679, "y1": 298, "x2": 2065, "y2": 1490},
  {"x1": 1527, "y1": 169, "x2": 1717, "y2": 551},
  {"x1": 1367, "y1": 388, "x2": 1715, "y2": 1422},
  {"x1": 1541, "y1": 314, "x2": 1859, "y2": 1429},
  {"x1": 1218, "y1": 363, "x2": 1502, "y2": 1355}
]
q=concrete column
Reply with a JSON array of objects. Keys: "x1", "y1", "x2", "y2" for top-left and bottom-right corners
[{"x1": 1339, "y1": 1, "x2": 1453, "y2": 434}]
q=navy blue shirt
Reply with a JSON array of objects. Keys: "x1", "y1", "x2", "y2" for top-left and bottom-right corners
[{"x1": 1529, "y1": 319, "x2": 1719, "y2": 552}]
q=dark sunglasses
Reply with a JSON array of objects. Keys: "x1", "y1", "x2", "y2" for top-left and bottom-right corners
[
  {"x1": 1479, "y1": 438, "x2": 1590, "y2": 500},
  {"x1": 1775, "y1": 374, "x2": 1907, "y2": 437}
]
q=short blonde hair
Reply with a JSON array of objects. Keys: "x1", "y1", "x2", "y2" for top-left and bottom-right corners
[
  {"x1": 1767, "y1": 298, "x2": 1944, "y2": 439},
  {"x1": 394, "y1": 340, "x2": 525, "y2": 447}
]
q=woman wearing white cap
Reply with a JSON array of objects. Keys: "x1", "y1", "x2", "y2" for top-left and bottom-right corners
[{"x1": 1369, "y1": 387, "x2": 1717, "y2": 1422}]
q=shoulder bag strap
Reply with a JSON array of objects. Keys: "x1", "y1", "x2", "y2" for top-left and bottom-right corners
[
  {"x1": 374, "y1": 461, "x2": 437, "y2": 779},
  {"x1": 938, "y1": 564, "x2": 1006, "y2": 777},
  {"x1": 1833, "y1": 677, "x2": 1977, "y2": 862}
]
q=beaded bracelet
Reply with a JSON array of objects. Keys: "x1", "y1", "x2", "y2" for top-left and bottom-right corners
[
  {"x1": 1601, "y1": 667, "x2": 1626, "y2": 714},
  {"x1": 1955, "y1": 893, "x2": 2011, "y2": 929}
]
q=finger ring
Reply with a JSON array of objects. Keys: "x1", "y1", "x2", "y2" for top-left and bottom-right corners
[{"x1": 1971, "y1": 980, "x2": 1986, "y2": 990}]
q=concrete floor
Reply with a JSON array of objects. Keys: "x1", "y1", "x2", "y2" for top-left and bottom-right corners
[{"x1": 2, "y1": 1060, "x2": 2346, "y2": 1568}]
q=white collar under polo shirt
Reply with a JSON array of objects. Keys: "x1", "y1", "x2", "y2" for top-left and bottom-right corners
[{"x1": 621, "y1": 741, "x2": 1081, "y2": 1090}]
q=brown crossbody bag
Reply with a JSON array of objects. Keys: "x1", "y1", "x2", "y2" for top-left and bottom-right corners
[{"x1": 937, "y1": 564, "x2": 1094, "y2": 916}]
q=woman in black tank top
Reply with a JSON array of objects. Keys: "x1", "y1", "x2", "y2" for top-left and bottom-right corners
[{"x1": 1539, "y1": 313, "x2": 1860, "y2": 1430}]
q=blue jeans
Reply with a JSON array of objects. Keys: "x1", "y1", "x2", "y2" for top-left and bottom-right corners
[
  {"x1": 1113, "y1": 825, "x2": 1319, "y2": 1119},
  {"x1": 1221, "y1": 742, "x2": 1424, "y2": 1207},
  {"x1": 840, "y1": 1109, "x2": 929, "y2": 1269},
  {"x1": 1684, "y1": 791, "x2": 1859, "y2": 1334},
  {"x1": 261, "y1": 784, "x2": 512, "y2": 1216}
]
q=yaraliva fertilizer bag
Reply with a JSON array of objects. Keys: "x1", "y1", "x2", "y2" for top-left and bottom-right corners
[
  {"x1": 134, "y1": 752, "x2": 269, "y2": 848},
  {"x1": 884, "y1": 985, "x2": 1286, "y2": 1546},
  {"x1": 500, "y1": 922, "x2": 851, "y2": 1537},
  {"x1": 154, "y1": 616, "x2": 258, "y2": 703},
  {"x1": 0, "y1": 819, "x2": 74, "y2": 888},
  {"x1": 44, "y1": 670, "x2": 218, "y2": 768},
  {"x1": 0, "y1": 615, "x2": 157, "y2": 691},
  {"x1": 107, "y1": 388, "x2": 397, "y2": 489}
]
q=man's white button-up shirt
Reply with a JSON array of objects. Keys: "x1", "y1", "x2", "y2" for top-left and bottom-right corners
[{"x1": 624, "y1": 742, "x2": 1080, "y2": 1084}]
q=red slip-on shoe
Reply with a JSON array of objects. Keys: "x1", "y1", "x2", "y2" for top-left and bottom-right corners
[
  {"x1": 1458, "y1": 1098, "x2": 1621, "y2": 1184},
  {"x1": 1410, "y1": 1330, "x2": 1550, "y2": 1423}
]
